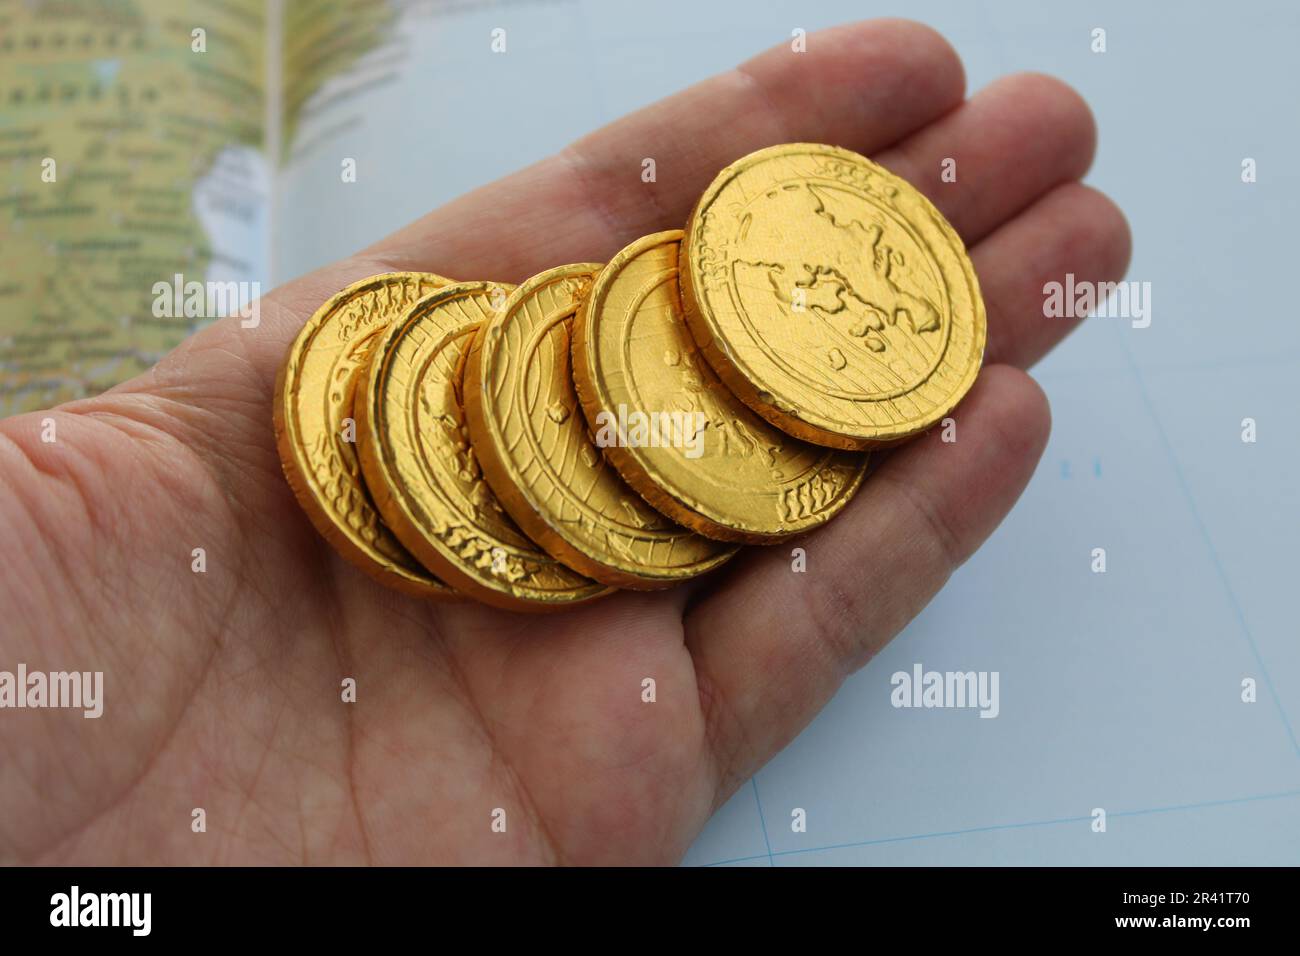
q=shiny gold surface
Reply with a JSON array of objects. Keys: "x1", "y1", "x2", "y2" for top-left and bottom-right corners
[
  {"x1": 464, "y1": 264, "x2": 735, "y2": 587},
  {"x1": 272, "y1": 272, "x2": 456, "y2": 598},
  {"x1": 356, "y1": 281, "x2": 611, "y2": 611},
  {"x1": 680, "y1": 143, "x2": 986, "y2": 449},
  {"x1": 573, "y1": 232, "x2": 868, "y2": 543}
]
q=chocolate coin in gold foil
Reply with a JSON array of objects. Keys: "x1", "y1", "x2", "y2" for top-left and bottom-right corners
[
  {"x1": 273, "y1": 272, "x2": 457, "y2": 598},
  {"x1": 679, "y1": 143, "x2": 986, "y2": 449},
  {"x1": 574, "y1": 232, "x2": 868, "y2": 543},
  {"x1": 356, "y1": 281, "x2": 611, "y2": 611},
  {"x1": 464, "y1": 264, "x2": 735, "y2": 587}
]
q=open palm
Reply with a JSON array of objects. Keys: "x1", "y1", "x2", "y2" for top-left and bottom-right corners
[{"x1": 0, "y1": 20, "x2": 1129, "y2": 865}]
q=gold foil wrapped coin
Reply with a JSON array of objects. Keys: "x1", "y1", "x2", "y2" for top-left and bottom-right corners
[
  {"x1": 273, "y1": 272, "x2": 456, "y2": 598},
  {"x1": 679, "y1": 142, "x2": 986, "y2": 449},
  {"x1": 356, "y1": 281, "x2": 611, "y2": 611},
  {"x1": 573, "y1": 231, "x2": 868, "y2": 543},
  {"x1": 464, "y1": 263, "x2": 735, "y2": 588}
]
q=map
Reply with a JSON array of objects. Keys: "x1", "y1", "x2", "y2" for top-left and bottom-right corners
[
  {"x1": 0, "y1": 0, "x2": 404, "y2": 415},
  {"x1": 0, "y1": 0, "x2": 268, "y2": 413}
]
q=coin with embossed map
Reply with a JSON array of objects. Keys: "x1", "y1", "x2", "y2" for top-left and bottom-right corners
[
  {"x1": 355, "y1": 281, "x2": 611, "y2": 611},
  {"x1": 573, "y1": 231, "x2": 868, "y2": 543},
  {"x1": 273, "y1": 272, "x2": 457, "y2": 598},
  {"x1": 463, "y1": 264, "x2": 736, "y2": 588},
  {"x1": 679, "y1": 142, "x2": 986, "y2": 449}
]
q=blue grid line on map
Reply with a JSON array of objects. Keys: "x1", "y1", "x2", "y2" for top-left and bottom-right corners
[
  {"x1": 700, "y1": 786, "x2": 1300, "y2": 866},
  {"x1": 1113, "y1": 325, "x2": 1300, "y2": 759},
  {"x1": 751, "y1": 777, "x2": 774, "y2": 866}
]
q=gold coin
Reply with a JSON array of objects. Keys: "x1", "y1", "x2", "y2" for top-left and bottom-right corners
[
  {"x1": 356, "y1": 281, "x2": 612, "y2": 611},
  {"x1": 464, "y1": 263, "x2": 736, "y2": 588},
  {"x1": 679, "y1": 142, "x2": 986, "y2": 449},
  {"x1": 273, "y1": 272, "x2": 457, "y2": 598},
  {"x1": 573, "y1": 231, "x2": 869, "y2": 543}
]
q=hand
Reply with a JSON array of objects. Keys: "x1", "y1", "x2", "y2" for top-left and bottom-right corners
[{"x1": 0, "y1": 20, "x2": 1129, "y2": 864}]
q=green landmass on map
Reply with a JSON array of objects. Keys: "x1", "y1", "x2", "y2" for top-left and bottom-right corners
[
  {"x1": 281, "y1": 0, "x2": 397, "y2": 163},
  {"x1": 0, "y1": 0, "x2": 401, "y2": 415},
  {"x1": 0, "y1": 0, "x2": 266, "y2": 413}
]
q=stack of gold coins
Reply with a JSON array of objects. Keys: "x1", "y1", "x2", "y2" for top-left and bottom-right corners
[{"x1": 273, "y1": 143, "x2": 986, "y2": 611}]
